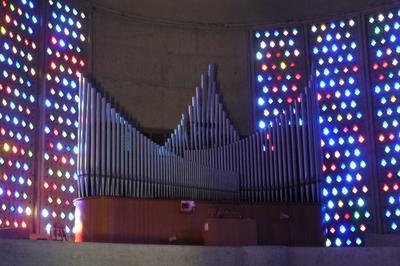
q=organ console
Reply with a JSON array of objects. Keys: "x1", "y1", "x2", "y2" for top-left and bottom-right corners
[{"x1": 77, "y1": 64, "x2": 321, "y2": 204}]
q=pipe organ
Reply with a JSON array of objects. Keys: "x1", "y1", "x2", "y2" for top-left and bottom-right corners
[{"x1": 77, "y1": 64, "x2": 321, "y2": 203}]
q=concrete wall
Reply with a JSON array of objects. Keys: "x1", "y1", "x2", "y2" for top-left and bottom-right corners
[
  {"x1": 89, "y1": 0, "x2": 398, "y2": 25},
  {"x1": 1, "y1": 238, "x2": 400, "y2": 266},
  {"x1": 89, "y1": 0, "x2": 397, "y2": 136},
  {"x1": 92, "y1": 11, "x2": 251, "y2": 135}
]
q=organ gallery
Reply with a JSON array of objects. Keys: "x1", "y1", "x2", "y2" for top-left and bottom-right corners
[{"x1": 0, "y1": 0, "x2": 399, "y2": 265}]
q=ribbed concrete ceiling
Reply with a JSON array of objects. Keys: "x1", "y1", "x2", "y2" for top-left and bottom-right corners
[{"x1": 88, "y1": 0, "x2": 396, "y2": 25}]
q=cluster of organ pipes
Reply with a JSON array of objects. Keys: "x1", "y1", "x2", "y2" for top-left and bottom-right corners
[
  {"x1": 77, "y1": 64, "x2": 321, "y2": 203},
  {"x1": 182, "y1": 91, "x2": 321, "y2": 203},
  {"x1": 77, "y1": 71, "x2": 239, "y2": 201},
  {"x1": 163, "y1": 64, "x2": 240, "y2": 157}
]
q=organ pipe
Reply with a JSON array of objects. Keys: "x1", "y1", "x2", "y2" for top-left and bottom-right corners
[{"x1": 77, "y1": 64, "x2": 321, "y2": 203}]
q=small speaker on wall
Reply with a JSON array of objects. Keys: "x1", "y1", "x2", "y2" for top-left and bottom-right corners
[{"x1": 180, "y1": 201, "x2": 196, "y2": 213}]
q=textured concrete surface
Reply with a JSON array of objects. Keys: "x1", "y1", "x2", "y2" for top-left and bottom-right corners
[
  {"x1": 92, "y1": 9, "x2": 252, "y2": 135},
  {"x1": 1, "y1": 238, "x2": 400, "y2": 266},
  {"x1": 89, "y1": 0, "x2": 397, "y2": 136},
  {"x1": 88, "y1": 0, "x2": 397, "y2": 25}
]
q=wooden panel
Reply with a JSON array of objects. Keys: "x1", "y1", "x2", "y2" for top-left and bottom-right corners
[
  {"x1": 74, "y1": 197, "x2": 322, "y2": 246},
  {"x1": 203, "y1": 218, "x2": 257, "y2": 246}
]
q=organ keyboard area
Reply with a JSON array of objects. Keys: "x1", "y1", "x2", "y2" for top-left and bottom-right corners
[{"x1": 77, "y1": 64, "x2": 321, "y2": 203}]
